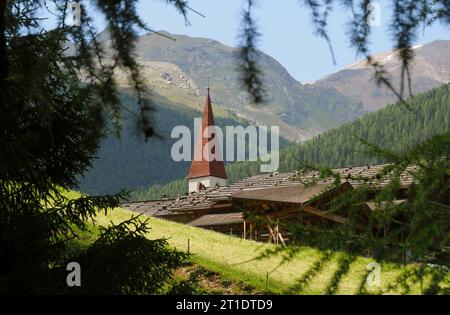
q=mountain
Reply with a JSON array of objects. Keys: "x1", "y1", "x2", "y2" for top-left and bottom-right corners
[
  {"x1": 78, "y1": 32, "x2": 449, "y2": 196},
  {"x1": 131, "y1": 83, "x2": 450, "y2": 200},
  {"x1": 98, "y1": 30, "x2": 366, "y2": 141},
  {"x1": 314, "y1": 40, "x2": 450, "y2": 111}
]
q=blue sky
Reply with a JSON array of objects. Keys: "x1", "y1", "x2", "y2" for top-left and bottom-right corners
[{"x1": 44, "y1": 0, "x2": 450, "y2": 82}]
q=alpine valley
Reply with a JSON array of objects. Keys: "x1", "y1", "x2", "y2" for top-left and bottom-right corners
[{"x1": 76, "y1": 31, "x2": 450, "y2": 196}]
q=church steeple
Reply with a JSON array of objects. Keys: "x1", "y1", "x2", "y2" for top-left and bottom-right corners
[{"x1": 187, "y1": 88, "x2": 227, "y2": 192}]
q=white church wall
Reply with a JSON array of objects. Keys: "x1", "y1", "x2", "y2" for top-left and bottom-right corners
[{"x1": 188, "y1": 176, "x2": 227, "y2": 193}]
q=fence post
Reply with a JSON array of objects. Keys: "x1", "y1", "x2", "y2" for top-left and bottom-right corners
[{"x1": 187, "y1": 238, "x2": 190, "y2": 254}]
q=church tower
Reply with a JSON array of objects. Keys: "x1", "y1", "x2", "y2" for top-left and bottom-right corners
[{"x1": 187, "y1": 88, "x2": 227, "y2": 193}]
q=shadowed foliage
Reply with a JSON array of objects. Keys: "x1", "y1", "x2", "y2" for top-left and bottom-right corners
[{"x1": 0, "y1": 0, "x2": 196, "y2": 294}]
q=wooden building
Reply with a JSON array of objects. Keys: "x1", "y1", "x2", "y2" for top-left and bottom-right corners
[{"x1": 125, "y1": 164, "x2": 418, "y2": 243}]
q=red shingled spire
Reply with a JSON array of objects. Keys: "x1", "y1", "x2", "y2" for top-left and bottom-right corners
[{"x1": 188, "y1": 88, "x2": 227, "y2": 180}]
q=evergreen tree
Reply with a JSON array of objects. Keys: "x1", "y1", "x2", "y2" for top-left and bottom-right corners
[{"x1": 0, "y1": 0, "x2": 193, "y2": 294}]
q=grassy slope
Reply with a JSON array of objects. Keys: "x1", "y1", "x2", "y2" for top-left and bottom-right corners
[{"x1": 92, "y1": 207, "x2": 441, "y2": 294}]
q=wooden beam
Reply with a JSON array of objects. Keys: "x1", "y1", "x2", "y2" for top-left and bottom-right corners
[
  {"x1": 267, "y1": 206, "x2": 301, "y2": 219},
  {"x1": 275, "y1": 224, "x2": 279, "y2": 245},
  {"x1": 173, "y1": 202, "x2": 231, "y2": 213},
  {"x1": 243, "y1": 220, "x2": 246, "y2": 240},
  {"x1": 212, "y1": 203, "x2": 232, "y2": 209},
  {"x1": 303, "y1": 206, "x2": 346, "y2": 223},
  {"x1": 267, "y1": 225, "x2": 274, "y2": 244},
  {"x1": 249, "y1": 223, "x2": 253, "y2": 240},
  {"x1": 277, "y1": 232, "x2": 286, "y2": 246},
  {"x1": 303, "y1": 205, "x2": 365, "y2": 230}
]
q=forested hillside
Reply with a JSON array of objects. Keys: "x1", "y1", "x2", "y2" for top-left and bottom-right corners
[
  {"x1": 278, "y1": 82, "x2": 450, "y2": 169},
  {"x1": 131, "y1": 83, "x2": 450, "y2": 201}
]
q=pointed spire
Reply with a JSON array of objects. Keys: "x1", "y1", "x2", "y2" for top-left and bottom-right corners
[
  {"x1": 187, "y1": 88, "x2": 227, "y2": 180},
  {"x1": 202, "y1": 86, "x2": 214, "y2": 129}
]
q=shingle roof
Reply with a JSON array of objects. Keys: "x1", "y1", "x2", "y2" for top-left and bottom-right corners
[
  {"x1": 287, "y1": 164, "x2": 417, "y2": 189},
  {"x1": 124, "y1": 198, "x2": 177, "y2": 217},
  {"x1": 232, "y1": 183, "x2": 334, "y2": 204},
  {"x1": 125, "y1": 164, "x2": 416, "y2": 217},
  {"x1": 188, "y1": 212, "x2": 243, "y2": 227}
]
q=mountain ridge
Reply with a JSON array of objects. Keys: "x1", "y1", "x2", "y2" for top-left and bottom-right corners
[
  {"x1": 97, "y1": 29, "x2": 367, "y2": 141},
  {"x1": 315, "y1": 39, "x2": 450, "y2": 111}
]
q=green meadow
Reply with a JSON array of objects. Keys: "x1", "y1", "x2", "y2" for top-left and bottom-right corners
[{"x1": 76, "y1": 206, "x2": 448, "y2": 294}]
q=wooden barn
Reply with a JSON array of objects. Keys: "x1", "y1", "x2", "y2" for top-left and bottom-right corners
[{"x1": 124, "y1": 164, "x2": 416, "y2": 243}]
